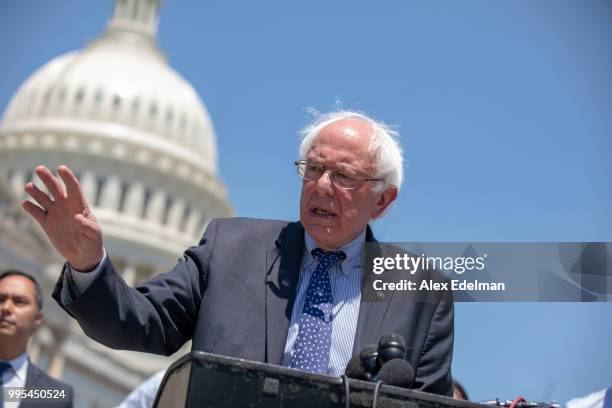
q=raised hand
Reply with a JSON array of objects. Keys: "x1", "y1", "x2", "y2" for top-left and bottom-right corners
[{"x1": 22, "y1": 165, "x2": 104, "y2": 272}]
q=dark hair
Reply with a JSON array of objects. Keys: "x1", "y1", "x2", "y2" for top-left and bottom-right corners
[
  {"x1": 0, "y1": 269, "x2": 43, "y2": 310},
  {"x1": 453, "y1": 380, "x2": 469, "y2": 400}
]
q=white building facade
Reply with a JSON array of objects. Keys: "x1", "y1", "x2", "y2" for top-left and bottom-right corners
[{"x1": 0, "y1": 0, "x2": 232, "y2": 405}]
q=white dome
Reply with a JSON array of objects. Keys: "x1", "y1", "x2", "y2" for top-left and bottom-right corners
[
  {"x1": 2, "y1": 10, "x2": 218, "y2": 176},
  {"x1": 0, "y1": 0, "x2": 232, "y2": 257}
]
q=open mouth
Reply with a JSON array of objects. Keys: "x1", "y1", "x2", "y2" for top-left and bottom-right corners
[{"x1": 311, "y1": 207, "x2": 337, "y2": 218}]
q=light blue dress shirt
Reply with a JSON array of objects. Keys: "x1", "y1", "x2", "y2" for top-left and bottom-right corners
[
  {"x1": 281, "y1": 229, "x2": 365, "y2": 376},
  {"x1": 115, "y1": 370, "x2": 165, "y2": 408}
]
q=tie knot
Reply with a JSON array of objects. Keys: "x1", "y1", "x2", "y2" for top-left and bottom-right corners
[{"x1": 311, "y1": 248, "x2": 346, "y2": 266}]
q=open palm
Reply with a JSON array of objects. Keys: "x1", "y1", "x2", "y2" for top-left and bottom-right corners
[{"x1": 22, "y1": 165, "x2": 104, "y2": 272}]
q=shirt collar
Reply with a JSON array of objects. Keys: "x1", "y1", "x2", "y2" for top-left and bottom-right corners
[
  {"x1": 303, "y1": 228, "x2": 366, "y2": 276},
  {"x1": 3, "y1": 351, "x2": 28, "y2": 382}
]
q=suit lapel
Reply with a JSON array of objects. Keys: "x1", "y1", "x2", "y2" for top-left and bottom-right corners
[
  {"x1": 264, "y1": 222, "x2": 304, "y2": 365},
  {"x1": 352, "y1": 225, "x2": 395, "y2": 354},
  {"x1": 21, "y1": 361, "x2": 44, "y2": 408},
  {"x1": 24, "y1": 360, "x2": 38, "y2": 388}
]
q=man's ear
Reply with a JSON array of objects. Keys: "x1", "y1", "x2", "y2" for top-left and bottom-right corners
[
  {"x1": 372, "y1": 186, "x2": 398, "y2": 219},
  {"x1": 33, "y1": 311, "x2": 43, "y2": 330}
]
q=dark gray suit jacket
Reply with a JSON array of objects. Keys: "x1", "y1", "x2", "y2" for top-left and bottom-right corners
[
  {"x1": 20, "y1": 361, "x2": 73, "y2": 408},
  {"x1": 53, "y1": 218, "x2": 453, "y2": 395}
]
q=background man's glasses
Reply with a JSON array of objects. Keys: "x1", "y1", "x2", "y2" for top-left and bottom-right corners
[{"x1": 294, "y1": 160, "x2": 383, "y2": 190}]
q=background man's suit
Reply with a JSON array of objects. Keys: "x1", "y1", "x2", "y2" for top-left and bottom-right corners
[
  {"x1": 52, "y1": 217, "x2": 454, "y2": 395},
  {"x1": 19, "y1": 362, "x2": 73, "y2": 408}
]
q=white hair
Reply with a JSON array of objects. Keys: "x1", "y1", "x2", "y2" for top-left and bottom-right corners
[{"x1": 298, "y1": 110, "x2": 404, "y2": 193}]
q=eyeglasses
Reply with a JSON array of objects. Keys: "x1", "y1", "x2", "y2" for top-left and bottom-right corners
[{"x1": 294, "y1": 160, "x2": 384, "y2": 190}]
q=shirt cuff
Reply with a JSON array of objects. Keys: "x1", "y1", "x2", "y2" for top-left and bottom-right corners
[{"x1": 65, "y1": 249, "x2": 108, "y2": 296}]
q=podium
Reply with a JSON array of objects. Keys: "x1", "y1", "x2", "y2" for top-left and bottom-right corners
[{"x1": 154, "y1": 352, "x2": 480, "y2": 408}]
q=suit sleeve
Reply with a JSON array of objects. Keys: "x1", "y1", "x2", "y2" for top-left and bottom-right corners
[
  {"x1": 415, "y1": 297, "x2": 454, "y2": 396},
  {"x1": 52, "y1": 219, "x2": 219, "y2": 356}
]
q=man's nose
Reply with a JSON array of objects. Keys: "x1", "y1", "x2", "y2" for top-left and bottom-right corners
[
  {"x1": 0, "y1": 300, "x2": 12, "y2": 314},
  {"x1": 316, "y1": 171, "x2": 335, "y2": 196}
]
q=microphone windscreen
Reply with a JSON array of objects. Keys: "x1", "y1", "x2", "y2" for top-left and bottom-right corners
[
  {"x1": 378, "y1": 333, "x2": 407, "y2": 362},
  {"x1": 345, "y1": 354, "x2": 371, "y2": 380},
  {"x1": 373, "y1": 358, "x2": 415, "y2": 388}
]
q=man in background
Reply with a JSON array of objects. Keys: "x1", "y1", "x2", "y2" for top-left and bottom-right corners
[
  {"x1": 453, "y1": 380, "x2": 469, "y2": 400},
  {"x1": 0, "y1": 270, "x2": 73, "y2": 407},
  {"x1": 116, "y1": 369, "x2": 165, "y2": 408}
]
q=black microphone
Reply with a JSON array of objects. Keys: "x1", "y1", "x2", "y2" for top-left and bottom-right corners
[
  {"x1": 345, "y1": 344, "x2": 379, "y2": 380},
  {"x1": 377, "y1": 333, "x2": 407, "y2": 364},
  {"x1": 359, "y1": 344, "x2": 379, "y2": 375},
  {"x1": 372, "y1": 358, "x2": 415, "y2": 388}
]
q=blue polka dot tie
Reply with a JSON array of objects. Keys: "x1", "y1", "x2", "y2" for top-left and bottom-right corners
[{"x1": 290, "y1": 248, "x2": 346, "y2": 374}]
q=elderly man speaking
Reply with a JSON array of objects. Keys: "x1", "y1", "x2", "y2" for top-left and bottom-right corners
[{"x1": 22, "y1": 110, "x2": 454, "y2": 395}]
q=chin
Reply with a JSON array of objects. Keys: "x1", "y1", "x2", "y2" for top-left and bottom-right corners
[{"x1": 304, "y1": 226, "x2": 336, "y2": 247}]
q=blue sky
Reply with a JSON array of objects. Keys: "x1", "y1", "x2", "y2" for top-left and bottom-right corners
[{"x1": 1, "y1": 0, "x2": 611, "y2": 402}]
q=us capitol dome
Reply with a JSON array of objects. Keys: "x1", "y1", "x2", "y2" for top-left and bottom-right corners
[{"x1": 0, "y1": 0, "x2": 232, "y2": 404}]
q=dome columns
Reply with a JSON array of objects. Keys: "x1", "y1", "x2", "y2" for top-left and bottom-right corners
[
  {"x1": 144, "y1": 188, "x2": 166, "y2": 224},
  {"x1": 99, "y1": 175, "x2": 122, "y2": 211},
  {"x1": 124, "y1": 181, "x2": 145, "y2": 217}
]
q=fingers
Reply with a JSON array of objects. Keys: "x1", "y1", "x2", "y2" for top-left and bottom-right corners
[
  {"x1": 22, "y1": 200, "x2": 46, "y2": 224},
  {"x1": 24, "y1": 182, "x2": 53, "y2": 210},
  {"x1": 57, "y1": 165, "x2": 85, "y2": 202},
  {"x1": 35, "y1": 166, "x2": 65, "y2": 202}
]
